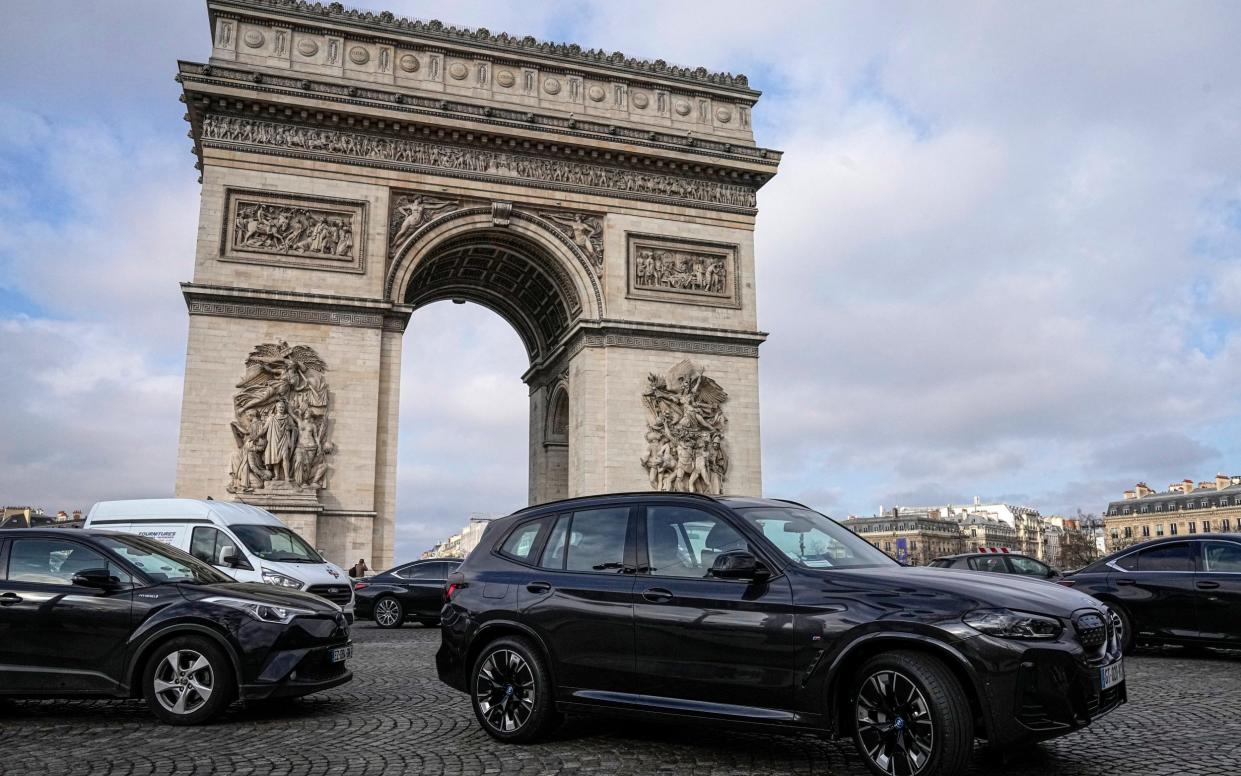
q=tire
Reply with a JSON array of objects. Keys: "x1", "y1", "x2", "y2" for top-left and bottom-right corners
[
  {"x1": 142, "y1": 636, "x2": 235, "y2": 725},
  {"x1": 850, "y1": 650, "x2": 974, "y2": 776},
  {"x1": 470, "y1": 636, "x2": 558, "y2": 743},
  {"x1": 373, "y1": 596, "x2": 404, "y2": 629},
  {"x1": 1110, "y1": 605, "x2": 1134, "y2": 654}
]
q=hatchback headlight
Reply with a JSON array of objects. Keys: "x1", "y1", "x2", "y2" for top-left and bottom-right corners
[
  {"x1": 262, "y1": 569, "x2": 304, "y2": 589},
  {"x1": 963, "y1": 608, "x2": 1062, "y2": 639},
  {"x1": 203, "y1": 596, "x2": 315, "y2": 624}
]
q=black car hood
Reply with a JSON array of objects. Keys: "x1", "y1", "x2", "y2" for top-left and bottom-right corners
[
  {"x1": 813, "y1": 565, "x2": 1104, "y2": 619},
  {"x1": 177, "y1": 581, "x2": 341, "y2": 613}
]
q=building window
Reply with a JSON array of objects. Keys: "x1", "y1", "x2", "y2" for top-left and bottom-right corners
[
  {"x1": 1224, "y1": 519, "x2": 1232, "y2": 531},
  {"x1": 909, "y1": 541, "x2": 917, "y2": 551},
  {"x1": 1189, "y1": 521, "x2": 1197, "y2": 534},
  {"x1": 1156, "y1": 524, "x2": 1164, "y2": 536},
  {"x1": 1142, "y1": 525, "x2": 1150, "y2": 537},
  {"x1": 1124, "y1": 527, "x2": 1133, "y2": 539},
  {"x1": 1155, "y1": 504, "x2": 1162, "y2": 512},
  {"x1": 1124, "y1": 507, "x2": 1132, "y2": 515},
  {"x1": 1202, "y1": 499, "x2": 1209, "y2": 508},
  {"x1": 1203, "y1": 521, "x2": 1211, "y2": 533},
  {"x1": 1140, "y1": 506, "x2": 1148, "y2": 513},
  {"x1": 1170, "y1": 523, "x2": 1178, "y2": 535},
  {"x1": 1110, "y1": 528, "x2": 1119, "y2": 539}
]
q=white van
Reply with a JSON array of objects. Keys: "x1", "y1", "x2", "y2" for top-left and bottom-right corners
[{"x1": 84, "y1": 498, "x2": 355, "y2": 620}]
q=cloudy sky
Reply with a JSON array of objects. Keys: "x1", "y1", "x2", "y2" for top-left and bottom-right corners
[{"x1": 2, "y1": 1, "x2": 1239, "y2": 562}]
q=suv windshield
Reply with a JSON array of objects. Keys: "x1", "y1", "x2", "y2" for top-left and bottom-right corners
[
  {"x1": 232, "y1": 524, "x2": 323, "y2": 563},
  {"x1": 737, "y1": 506, "x2": 896, "y2": 569},
  {"x1": 97, "y1": 534, "x2": 231, "y2": 585}
]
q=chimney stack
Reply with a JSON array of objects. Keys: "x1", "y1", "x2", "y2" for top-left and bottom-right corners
[{"x1": 1217, "y1": 474, "x2": 1230, "y2": 491}]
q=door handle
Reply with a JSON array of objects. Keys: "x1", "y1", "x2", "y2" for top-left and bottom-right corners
[
  {"x1": 1197, "y1": 580, "x2": 1221, "y2": 590},
  {"x1": 1116, "y1": 579, "x2": 1136, "y2": 586},
  {"x1": 0, "y1": 592, "x2": 22, "y2": 606},
  {"x1": 642, "y1": 587, "x2": 674, "y2": 603},
  {"x1": 526, "y1": 581, "x2": 551, "y2": 594}
]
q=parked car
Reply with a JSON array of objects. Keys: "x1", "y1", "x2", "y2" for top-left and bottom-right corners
[
  {"x1": 83, "y1": 499, "x2": 355, "y2": 621},
  {"x1": 929, "y1": 548, "x2": 1062, "y2": 580},
  {"x1": 1060, "y1": 534, "x2": 1241, "y2": 652},
  {"x1": 438, "y1": 493, "x2": 1125, "y2": 776},
  {"x1": 354, "y1": 557, "x2": 463, "y2": 628},
  {"x1": 0, "y1": 529, "x2": 352, "y2": 724}
]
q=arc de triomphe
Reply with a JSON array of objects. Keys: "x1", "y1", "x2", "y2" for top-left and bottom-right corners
[{"x1": 173, "y1": 0, "x2": 780, "y2": 568}]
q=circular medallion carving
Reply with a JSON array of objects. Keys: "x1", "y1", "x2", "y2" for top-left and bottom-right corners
[
  {"x1": 674, "y1": 99, "x2": 692, "y2": 116},
  {"x1": 448, "y1": 62, "x2": 469, "y2": 80},
  {"x1": 348, "y1": 46, "x2": 370, "y2": 65},
  {"x1": 587, "y1": 85, "x2": 606, "y2": 103},
  {"x1": 715, "y1": 106, "x2": 733, "y2": 123},
  {"x1": 496, "y1": 69, "x2": 516, "y2": 88},
  {"x1": 543, "y1": 77, "x2": 562, "y2": 95},
  {"x1": 398, "y1": 54, "x2": 419, "y2": 73},
  {"x1": 242, "y1": 30, "x2": 265, "y2": 49},
  {"x1": 631, "y1": 92, "x2": 650, "y2": 109},
  {"x1": 296, "y1": 38, "x2": 319, "y2": 57}
]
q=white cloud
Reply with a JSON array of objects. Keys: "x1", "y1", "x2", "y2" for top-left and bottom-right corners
[{"x1": 3, "y1": 0, "x2": 1241, "y2": 556}]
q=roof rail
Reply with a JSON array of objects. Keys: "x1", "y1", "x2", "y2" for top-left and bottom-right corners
[{"x1": 506, "y1": 490, "x2": 723, "y2": 517}]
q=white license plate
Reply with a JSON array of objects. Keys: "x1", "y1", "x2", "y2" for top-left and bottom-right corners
[
  {"x1": 1100, "y1": 658, "x2": 1124, "y2": 690},
  {"x1": 328, "y1": 645, "x2": 352, "y2": 664}
]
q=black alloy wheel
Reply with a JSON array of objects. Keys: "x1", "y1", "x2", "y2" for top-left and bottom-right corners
[
  {"x1": 373, "y1": 595, "x2": 404, "y2": 629},
  {"x1": 142, "y1": 636, "x2": 235, "y2": 725},
  {"x1": 851, "y1": 651, "x2": 972, "y2": 776},
  {"x1": 470, "y1": 636, "x2": 558, "y2": 743}
]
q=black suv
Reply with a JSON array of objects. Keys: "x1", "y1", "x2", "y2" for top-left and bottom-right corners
[
  {"x1": 0, "y1": 529, "x2": 352, "y2": 724},
  {"x1": 438, "y1": 494, "x2": 1125, "y2": 776}
]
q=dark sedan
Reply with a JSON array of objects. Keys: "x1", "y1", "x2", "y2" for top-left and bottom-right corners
[
  {"x1": 1061, "y1": 534, "x2": 1241, "y2": 652},
  {"x1": 354, "y1": 558, "x2": 462, "y2": 628},
  {"x1": 0, "y1": 529, "x2": 352, "y2": 723}
]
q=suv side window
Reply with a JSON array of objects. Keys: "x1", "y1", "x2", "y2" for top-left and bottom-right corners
[
  {"x1": 968, "y1": 555, "x2": 1008, "y2": 573},
  {"x1": 6, "y1": 538, "x2": 129, "y2": 586},
  {"x1": 500, "y1": 518, "x2": 547, "y2": 564},
  {"x1": 564, "y1": 507, "x2": 630, "y2": 574},
  {"x1": 645, "y1": 505, "x2": 747, "y2": 578},
  {"x1": 190, "y1": 526, "x2": 240, "y2": 566},
  {"x1": 539, "y1": 516, "x2": 570, "y2": 570}
]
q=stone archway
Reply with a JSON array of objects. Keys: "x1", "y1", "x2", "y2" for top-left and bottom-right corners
[{"x1": 173, "y1": 0, "x2": 779, "y2": 569}]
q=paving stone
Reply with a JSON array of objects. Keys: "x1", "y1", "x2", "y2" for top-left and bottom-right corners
[{"x1": 1, "y1": 627, "x2": 1238, "y2": 775}]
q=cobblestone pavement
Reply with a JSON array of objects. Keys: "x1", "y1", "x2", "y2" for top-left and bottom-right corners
[{"x1": 2, "y1": 625, "x2": 1240, "y2": 776}]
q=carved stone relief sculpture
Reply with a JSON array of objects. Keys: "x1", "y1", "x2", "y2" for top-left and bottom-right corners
[
  {"x1": 641, "y1": 360, "x2": 729, "y2": 495},
  {"x1": 388, "y1": 192, "x2": 463, "y2": 257},
  {"x1": 202, "y1": 115, "x2": 758, "y2": 210},
  {"x1": 228, "y1": 341, "x2": 334, "y2": 495},
  {"x1": 222, "y1": 189, "x2": 366, "y2": 273},
  {"x1": 540, "y1": 210, "x2": 604, "y2": 274},
  {"x1": 627, "y1": 234, "x2": 739, "y2": 307}
]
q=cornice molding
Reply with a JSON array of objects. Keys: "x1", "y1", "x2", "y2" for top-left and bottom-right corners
[
  {"x1": 177, "y1": 62, "x2": 781, "y2": 169},
  {"x1": 209, "y1": 0, "x2": 757, "y2": 93}
]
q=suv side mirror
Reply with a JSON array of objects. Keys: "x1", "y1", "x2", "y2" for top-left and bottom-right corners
[
  {"x1": 72, "y1": 568, "x2": 119, "y2": 590},
  {"x1": 709, "y1": 550, "x2": 770, "y2": 581}
]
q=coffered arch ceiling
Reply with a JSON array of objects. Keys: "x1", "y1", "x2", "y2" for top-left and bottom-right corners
[{"x1": 401, "y1": 230, "x2": 581, "y2": 364}]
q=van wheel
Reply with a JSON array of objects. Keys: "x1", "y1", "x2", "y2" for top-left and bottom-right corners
[
  {"x1": 851, "y1": 651, "x2": 973, "y2": 776},
  {"x1": 470, "y1": 636, "x2": 558, "y2": 743},
  {"x1": 142, "y1": 636, "x2": 235, "y2": 725},
  {"x1": 373, "y1": 596, "x2": 404, "y2": 628}
]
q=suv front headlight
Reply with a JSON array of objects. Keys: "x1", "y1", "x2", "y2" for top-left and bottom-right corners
[
  {"x1": 262, "y1": 569, "x2": 304, "y2": 589},
  {"x1": 963, "y1": 608, "x2": 1062, "y2": 640},
  {"x1": 203, "y1": 596, "x2": 315, "y2": 624}
]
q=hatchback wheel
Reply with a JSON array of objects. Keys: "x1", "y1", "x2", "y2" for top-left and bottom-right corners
[
  {"x1": 470, "y1": 636, "x2": 557, "y2": 743},
  {"x1": 373, "y1": 596, "x2": 404, "y2": 629},
  {"x1": 142, "y1": 636, "x2": 234, "y2": 725},
  {"x1": 851, "y1": 651, "x2": 972, "y2": 776}
]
